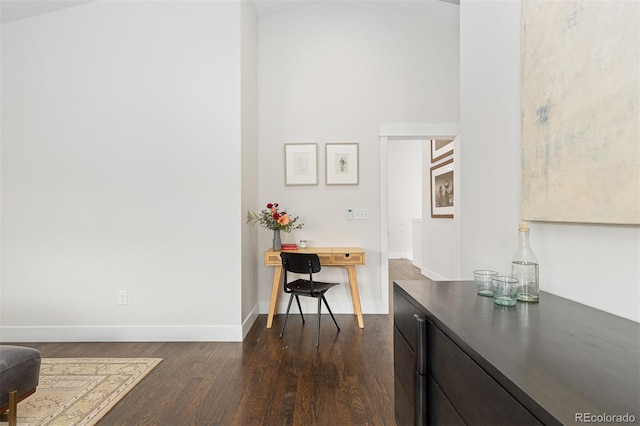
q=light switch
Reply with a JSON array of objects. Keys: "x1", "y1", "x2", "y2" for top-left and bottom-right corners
[{"x1": 354, "y1": 208, "x2": 369, "y2": 220}]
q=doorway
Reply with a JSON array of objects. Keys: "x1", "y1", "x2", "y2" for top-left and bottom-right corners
[
  {"x1": 387, "y1": 139, "x2": 423, "y2": 263},
  {"x1": 379, "y1": 123, "x2": 461, "y2": 312}
]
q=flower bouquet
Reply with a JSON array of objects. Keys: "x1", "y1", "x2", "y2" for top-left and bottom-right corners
[{"x1": 247, "y1": 203, "x2": 303, "y2": 250}]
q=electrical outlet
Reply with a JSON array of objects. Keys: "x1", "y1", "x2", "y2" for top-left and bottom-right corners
[{"x1": 118, "y1": 290, "x2": 128, "y2": 305}]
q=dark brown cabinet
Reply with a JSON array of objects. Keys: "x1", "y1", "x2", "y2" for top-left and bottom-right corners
[{"x1": 393, "y1": 280, "x2": 640, "y2": 426}]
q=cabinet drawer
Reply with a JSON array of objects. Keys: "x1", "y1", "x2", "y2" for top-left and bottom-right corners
[
  {"x1": 428, "y1": 376, "x2": 465, "y2": 426},
  {"x1": 332, "y1": 252, "x2": 364, "y2": 264},
  {"x1": 265, "y1": 253, "x2": 281, "y2": 264},
  {"x1": 394, "y1": 327, "x2": 415, "y2": 426},
  {"x1": 394, "y1": 327, "x2": 415, "y2": 400},
  {"x1": 393, "y1": 290, "x2": 423, "y2": 352},
  {"x1": 429, "y1": 325, "x2": 541, "y2": 425}
]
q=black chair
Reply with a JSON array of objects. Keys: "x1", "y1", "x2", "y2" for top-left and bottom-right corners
[{"x1": 279, "y1": 252, "x2": 340, "y2": 346}]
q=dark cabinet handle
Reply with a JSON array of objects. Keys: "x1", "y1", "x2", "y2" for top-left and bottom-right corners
[
  {"x1": 414, "y1": 315, "x2": 429, "y2": 426},
  {"x1": 414, "y1": 315, "x2": 428, "y2": 375},
  {"x1": 413, "y1": 315, "x2": 429, "y2": 426}
]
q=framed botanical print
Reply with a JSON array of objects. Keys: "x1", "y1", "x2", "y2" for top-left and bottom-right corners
[
  {"x1": 284, "y1": 143, "x2": 318, "y2": 185},
  {"x1": 326, "y1": 143, "x2": 359, "y2": 185}
]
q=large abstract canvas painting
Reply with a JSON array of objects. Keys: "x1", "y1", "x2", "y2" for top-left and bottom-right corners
[{"x1": 521, "y1": 1, "x2": 639, "y2": 225}]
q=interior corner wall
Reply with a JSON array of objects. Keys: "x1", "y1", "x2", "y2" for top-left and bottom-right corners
[
  {"x1": 258, "y1": 1, "x2": 459, "y2": 315},
  {"x1": 240, "y1": 0, "x2": 260, "y2": 336},
  {"x1": 1, "y1": 1, "x2": 245, "y2": 341},
  {"x1": 460, "y1": 0, "x2": 639, "y2": 322}
]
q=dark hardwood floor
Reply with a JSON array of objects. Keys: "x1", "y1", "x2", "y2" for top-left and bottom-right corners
[{"x1": 18, "y1": 260, "x2": 426, "y2": 426}]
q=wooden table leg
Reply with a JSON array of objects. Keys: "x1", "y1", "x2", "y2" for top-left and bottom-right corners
[
  {"x1": 347, "y1": 265, "x2": 364, "y2": 328},
  {"x1": 8, "y1": 390, "x2": 17, "y2": 426},
  {"x1": 266, "y1": 266, "x2": 283, "y2": 329}
]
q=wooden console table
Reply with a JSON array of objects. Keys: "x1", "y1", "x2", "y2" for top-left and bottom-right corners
[{"x1": 264, "y1": 247, "x2": 366, "y2": 329}]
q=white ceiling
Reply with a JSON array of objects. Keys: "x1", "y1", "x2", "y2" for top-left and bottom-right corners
[
  {"x1": 252, "y1": 0, "x2": 323, "y2": 17},
  {"x1": 0, "y1": 0, "x2": 92, "y2": 24},
  {"x1": 1, "y1": 0, "x2": 458, "y2": 25},
  {"x1": 250, "y1": 0, "x2": 461, "y2": 17}
]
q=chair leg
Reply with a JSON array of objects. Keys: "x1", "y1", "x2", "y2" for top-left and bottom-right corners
[
  {"x1": 322, "y1": 295, "x2": 340, "y2": 331},
  {"x1": 279, "y1": 294, "x2": 295, "y2": 338},
  {"x1": 316, "y1": 297, "x2": 322, "y2": 347},
  {"x1": 295, "y1": 295, "x2": 305, "y2": 323}
]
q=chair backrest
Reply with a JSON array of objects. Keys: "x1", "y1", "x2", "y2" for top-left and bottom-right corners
[{"x1": 280, "y1": 252, "x2": 321, "y2": 275}]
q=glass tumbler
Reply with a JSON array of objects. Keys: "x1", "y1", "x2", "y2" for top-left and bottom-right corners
[
  {"x1": 473, "y1": 270, "x2": 499, "y2": 297},
  {"x1": 492, "y1": 276, "x2": 519, "y2": 307}
]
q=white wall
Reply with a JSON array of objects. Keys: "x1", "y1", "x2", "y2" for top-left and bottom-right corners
[
  {"x1": 258, "y1": 1, "x2": 459, "y2": 315},
  {"x1": 8, "y1": 0, "x2": 629, "y2": 343},
  {"x1": 388, "y1": 140, "x2": 422, "y2": 260},
  {"x1": 411, "y1": 219, "x2": 422, "y2": 269},
  {"x1": 1, "y1": 1, "x2": 246, "y2": 341},
  {"x1": 240, "y1": 1, "x2": 260, "y2": 337},
  {"x1": 460, "y1": 0, "x2": 639, "y2": 322},
  {"x1": 421, "y1": 137, "x2": 457, "y2": 280}
]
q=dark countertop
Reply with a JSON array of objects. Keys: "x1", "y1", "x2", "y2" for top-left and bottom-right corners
[{"x1": 394, "y1": 280, "x2": 640, "y2": 425}]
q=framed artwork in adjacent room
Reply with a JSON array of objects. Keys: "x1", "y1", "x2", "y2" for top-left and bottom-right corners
[
  {"x1": 430, "y1": 158, "x2": 454, "y2": 218},
  {"x1": 430, "y1": 139, "x2": 454, "y2": 163},
  {"x1": 326, "y1": 143, "x2": 359, "y2": 185},
  {"x1": 284, "y1": 143, "x2": 318, "y2": 185}
]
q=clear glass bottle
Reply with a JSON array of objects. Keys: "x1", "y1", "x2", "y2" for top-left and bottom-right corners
[{"x1": 511, "y1": 222, "x2": 539, "y2": 302}]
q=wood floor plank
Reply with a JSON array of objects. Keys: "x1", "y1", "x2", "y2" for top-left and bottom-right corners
[{"x1": 11, "y1": 260, "x2": 425, "y2": 425}]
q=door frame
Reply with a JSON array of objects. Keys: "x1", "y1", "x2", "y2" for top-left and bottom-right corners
[{"x1": 379, "y1": 123, "x2": 461, "y2": 311}]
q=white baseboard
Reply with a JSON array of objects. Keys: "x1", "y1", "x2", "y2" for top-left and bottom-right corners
[
  {"x1": 420, "y1": 266, "x2": 449, "y2": 281},
  {"x1": 242, "y1": 304, "x2": 260, "y2": 339},
  {"x1": 258, "y1": 300, "x2": 389, "y2": 316},
  {"x1": 388, "y1": 252, "x2": 412, "y2": 260},
  {"x1": 0, "y1": 299, "x2": 389, "y2": 343},
  {"x1": 0, "y1": 324, "x2": 244, "y2": 343}
]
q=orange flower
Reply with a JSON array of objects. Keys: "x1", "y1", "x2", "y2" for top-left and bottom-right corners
[{"x1": 278, "y1": 214, "x2": 290, "y2": 226}]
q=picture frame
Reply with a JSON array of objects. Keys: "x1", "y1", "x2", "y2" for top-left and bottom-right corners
[
  {"x1": 430, "y1": 158, "x2": 454, "y2": 218},
  {"x1": 326, "y1": 143, "x2": 359, "y2": 185},
  {"x1": 430, "y1": 139, "x2": 454, "y2": 163},
  {"x1": 284, "y1": 143, "x2": 318, "y2": 185}
]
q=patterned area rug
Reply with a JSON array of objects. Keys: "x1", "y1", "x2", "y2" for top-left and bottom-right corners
[{"x1": 1, "y1": 358, "x2": 162, "y2": 426}]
